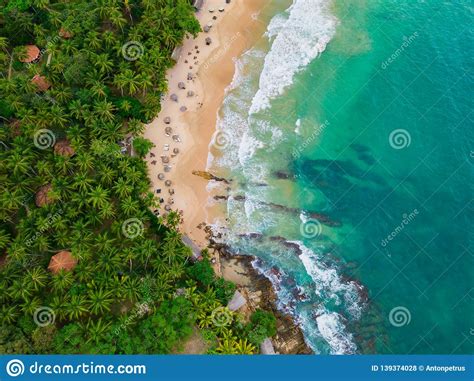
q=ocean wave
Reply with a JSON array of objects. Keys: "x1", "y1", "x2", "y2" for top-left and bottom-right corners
[{"x1": 249, "y1": 0, "x2": 338, "y2": 114}]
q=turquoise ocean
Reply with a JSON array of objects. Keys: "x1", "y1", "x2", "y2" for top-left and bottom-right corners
[{"x1": 207, "y1": 0, "x2": 473, "y2": 354}]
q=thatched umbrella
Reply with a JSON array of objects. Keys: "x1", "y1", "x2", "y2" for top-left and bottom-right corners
[
  {"x1": 48, "y1": 250, "x2": 77, "y2": 274},
  {"x1": 161, "y1": 156, "x2": 170, "y2": 164},
  {"x1": 9, "y1": 119, "x2": 21, "y2": 136},
  {"x1": 59, "y1": 28, "x2": 73, "y2": 39},
  {"x1": 165, "y1": 127, "x2": 173, "y2": 135},
  {"x1": 187, "y1": 90, "x2": 195, "y2": 97},
  {"x1": 165, "y1": 180, "x2": 172, "y2": 187},
  {"x1": 205, "y1": 37, "x2": 212, "y2": 46},
  {"x1": 31, "y1": 74, "x2": 51, "y2": 91},
  {"x1": 187, "y1": 72, "x2": 194, "y2": 80},
  {"x1": 158, "y1": 173, "x2": 165, "y2": 180},
  {"x1": 35, "y1": 184, "x2": 53, "y2": 207},
  {"x1": 19, "y1": 45, "x2": 40, "y2": 63},
  {"x1": 164, "y1": 117, "x2": 171, "y2": 124},
  {"x1": 178, "y1": 82, "x2": 186, "y2": 90},
  {"x1": 54, "y1": 139, "x2": 75, "y2": 157},
  {"x1": 173, "y1": 148, "x2": 180, "y2": 155}
]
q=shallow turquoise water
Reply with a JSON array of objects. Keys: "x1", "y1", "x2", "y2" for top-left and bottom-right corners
[{"x1": 210, "y1": 0, "x2": 473, "y2": 353}]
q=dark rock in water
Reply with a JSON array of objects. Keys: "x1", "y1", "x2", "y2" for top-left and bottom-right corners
[
  {"x1": 273, "y1": 170, "x2": 292, "y2": 179},
  {"x1": 238, "y1": 232, "x2": 264, "y2": 240},
  {"x1": 233, "y1": 195, "x2": 246, "y2": 201},
  {"x1": 213, "y1": 195, "x2": 228, "y2": 201},
  {"x1": 192, "y1": 170, "x2": 230, "y2": 184}
]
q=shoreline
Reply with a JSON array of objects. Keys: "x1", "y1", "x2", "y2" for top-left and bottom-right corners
[{"x1": 144, "y1": 0, "x2": 270, "y2": 247}]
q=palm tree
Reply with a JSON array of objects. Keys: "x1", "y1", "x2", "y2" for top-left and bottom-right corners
[
  {"x1": 93, "y1": 53, "x2": 114, "y2": 75},
  {"x1": 88, "y1": 186, "x2": 110, "y2": 209},
  {"x1": 26, "y1": 267, "x2": 48, "y2": 291},
  {"x1": 88, "y1": 288, "x2": 114, "y2": 315},
  {"x1": 66, "y1": 295, "x2": 89, "y2": 320}
]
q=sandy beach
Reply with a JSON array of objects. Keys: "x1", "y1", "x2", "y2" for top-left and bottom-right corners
[{"x1": 144, "y1": 0, "x2": 270, "y2": 248}]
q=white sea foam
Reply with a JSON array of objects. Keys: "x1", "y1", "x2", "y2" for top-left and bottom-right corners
[
  {"x1": 250, "y1": 0, "x2": 338, "y2": 114},
  {"x1": 316, "y1": 312, "x2": 357, "y2": 354}
]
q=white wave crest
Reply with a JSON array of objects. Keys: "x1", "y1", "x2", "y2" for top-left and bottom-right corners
[{"x1": 250, "y1": 0, "x2": 338, "y2": 114}]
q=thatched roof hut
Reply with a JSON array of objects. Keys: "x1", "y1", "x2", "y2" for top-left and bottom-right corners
[
  {"x1": 260, "y1": 338, "x2": 276, "y2": 354},
  {"x1": 59, "y1": 28, "x2": 73, "y2": 39},
  {"x1": 19, "y1": 45, "x2": 40, "y2": 63},
  {"x1": 227, "y1": 290, "x2": 246, "y2": 311},
  {"x1": 48, "y1": 250, "x2": 77, "y2": 273},
  {"x1": 54, "y1": 139, "x2": 75, "y2": 157},
  {"x1": 193, "y1": 0, "x2": 203, "y2": 11},
  {"x1": 35, "y1": 184, "x2": 53, "y2": 207},
  {"x1": 31, "y1": 74, "x2": 51, "y2": 91},
  {"x1": 182, "y1": 235, "x2": 202, "y2": 261},
  {"x1": 171, "y1": 45, "x2": 183, "y2": 61},
  {"x1": 9, "y1": 119, "x2": 21, "y2": 136}
]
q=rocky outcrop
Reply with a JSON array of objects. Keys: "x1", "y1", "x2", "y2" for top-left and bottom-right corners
[
  {"x1": 218, "y1": 250, "x2": 312, "y2": 354},
  {"x1": 192, "y1": 170, "x2": 230, "y2": 184}
]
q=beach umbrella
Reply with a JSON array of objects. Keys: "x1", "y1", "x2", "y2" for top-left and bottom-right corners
[
  {"x1": 158, "y1": 173, "x2": 165, "y2": 180},
  {"x1": 170, "y1": 93, "x2": 178, "y2": 102},
  {"x1": 205, "y1": 37, "x2": 212, "y2": 46},
  {"x1": 178, "y1": 82, "x2": 186, "y2": 89},
  {"x1": 164, "y1": 117, "x2": 171, "y2": 124}
]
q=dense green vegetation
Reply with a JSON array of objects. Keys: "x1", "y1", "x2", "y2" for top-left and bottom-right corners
[{"x1": 0, "y1": 0, "x2": 275, "y2": 354}]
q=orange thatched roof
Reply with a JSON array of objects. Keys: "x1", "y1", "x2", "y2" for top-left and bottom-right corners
[
  {"x1": 59, "y1": 28, "x2": 73, "y2": 39},
  {"x1": 31, "y1": 74, "x2": 51, "y2": 91},
  {"x1": 35, "y1": 184, "x2": 53, "y2": 207},
  {"x1": 19, "y1": 45, "x2": 40, "y2": 63},
  {"x1": 9, "y1": 119, "x2": 21, "y2": 136},
  {"x1": 48, "y1": 250, "x2": 77, "y2": 273},
  {"x1": 54, "y1": 139, "x2": 75, "y2": 157}
]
